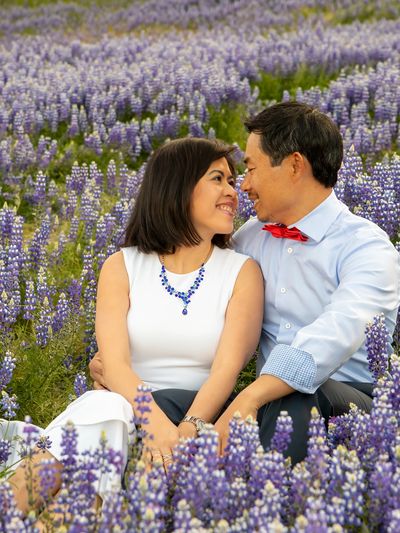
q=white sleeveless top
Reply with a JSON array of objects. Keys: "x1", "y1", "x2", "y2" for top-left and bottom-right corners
[{"x1": 121, "y1": 246, "x2": 250, "y2": 391}]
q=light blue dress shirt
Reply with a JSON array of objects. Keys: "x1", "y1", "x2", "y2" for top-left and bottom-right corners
[{"x1": 233, "y1": 191, "x2": 400, "y2": 394}]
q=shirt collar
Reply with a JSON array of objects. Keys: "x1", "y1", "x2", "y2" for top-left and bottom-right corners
[{"x1": 289, "y1": 191, "x2": 347, "y2": 243}]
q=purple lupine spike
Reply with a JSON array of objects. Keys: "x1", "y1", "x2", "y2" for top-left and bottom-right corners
[
  {"x1": 300, "y1": 496, "x2": 330, "y2": 531},
  {"x1": 89, "y1": 161, "x2": 103, "y2": 189},
  {"x1": 98, "y1": 489, "x2": 128, "y2": 532},
  {"x1": 118, "y1": 163, "x2": 129, "y2": 198},
  {"x1": 363, "y1": 380, "x2": 398, "y2": 469},
  {"x1": 270, "y1": 410, "x2": 293, "y2": 455},
  {"x1": 35, "y1": 296, "x2": 53, "y2": 347},
  {"x1": 52, "y1": 292, "x2": 70, "y2": 334},
  {"x1": 51, "y1": 231, "x2": 68, "y2": 264},
  {"x1": 20, "y1": 416, "x2": 40, "y2": 459},
  {"x1": 388, "y1": 353, "x2": 400, "y2": 414},
  {"x1": 0, "y1": 351, "x2": 16, "y2": 390},
  {"x1": 247, "y1": 481, "x2": 282, "y2": 530},
  {"x1": 65, "y1": 190, "x2": 78, "y2": 219},
  {"x1": 94, "y1": 216, "x2": 108, "y2": 252},
  {"x1": 68, "y1": 104, "x2": 80, "y2": 137},
  {"x1": 388, "y1": 510, "x2": 400, "y2": 533},
  {"x1": 59, "y1": 421, "x2": 79, "y2": 487},
  {"x1": 0, "y1": 392, "x2": 18, "y2": 420},
  {"x1": 106, "y1": 159, "x2": 116, "y2": 194},
  {"x1": 289, "y1": 455, "x2": 314, "y2": 516},
  {"x1": 365, "y1": 313, "x2": 390, "y2": 382},
  {"x1": 68, "y1": 215, "x2": 80, "y2": 242},
  {"x1": 0, "y1": 438, "x2": 12, "y2": 465},
  {"x1": 0, "y1": 481, "x2": 26, "y2": 530},
  {"x1": 32, "y1": 170, "x2": 47, "y2": 205},
  {"x1": 327, "y1": 445, "x2": 365, "y2": 528},
  {"x1": 222, "y1": 412, "x2": 250, "y2": 482},
  {"x1": 248, "y1": 447, "x2": 290, "y2": 515},
  {"x1": 73, "y1": 371, "x2": 88, "y2": 398},
  {"x1": 368, "y1": 453, "x2": 394, "y2": 530},
  {"x1": 23, "y1": 279, "x2": 36, "y2": 320},
  {"x1": 67, "y1": 278, "x2": 82, "y2": 314},
  {"x1": 304, "y1": 407, "x2": 330, "y2": 492},
  {"x1": 226, "y1": 413, "x2": 260, "y2": 482},
  {"x1": 38, "y1": 457, "x2": 59, "y2": 505},
  {"x1": 65, "y1": 452, "x2": 98, "y2": 527},
  {"x1": 173, "y1": 499, "x2": 196, "y2": 530},
  {"x1": 225, "y1": 477, "x2": 249, "y2": 523},
  {"x1": 0, "y1": 206, "x2": 16, "y2": 244}
]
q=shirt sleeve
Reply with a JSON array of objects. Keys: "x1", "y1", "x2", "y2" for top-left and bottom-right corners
[{"x1": 259, "y1": 229, "x2": 400, "y2": 393}]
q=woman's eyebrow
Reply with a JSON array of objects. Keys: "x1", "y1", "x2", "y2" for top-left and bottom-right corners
[{"x1": 208, "y1": 169, "x2": 224, "y2": 176}]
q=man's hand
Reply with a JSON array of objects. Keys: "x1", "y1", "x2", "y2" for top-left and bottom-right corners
[
  {"x1": 88, "y1": 352, "x2": 108, "y2": 390},
  {"x1": 214, "y1": 391, "x2": 258, "y2": 455}
]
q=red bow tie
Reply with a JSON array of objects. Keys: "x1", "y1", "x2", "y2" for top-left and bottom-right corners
[{"x1": 262, "y1": 224, "x2": 308, "y2": 242}]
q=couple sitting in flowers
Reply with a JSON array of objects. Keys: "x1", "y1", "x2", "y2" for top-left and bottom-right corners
[{"x1": 4, "y1": 102, "x2": 400, "y2": 523}]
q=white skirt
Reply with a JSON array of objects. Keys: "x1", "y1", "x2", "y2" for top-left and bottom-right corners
[{"x1": 1, "y1": 390, "x2": 136, "y2": 498}]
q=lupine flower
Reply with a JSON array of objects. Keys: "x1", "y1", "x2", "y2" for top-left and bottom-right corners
[
  {"x1": 73, "y1": 371, "x2": 88, "y2": 398},
  {"x1": 0, "y1": 391, "x2": 19, "y2": 420},
  {"x1": 0, "y1": 351, "x2": 16, "y2": 391},
  {"x1": 0, "y1": 481, "x2": 26, "y2": 531},
  {"x1": 365, "y1": 313, "x2": 390, "y2": 381},
  {"x1": 35, "y1": 296, "x2": 53, "y2": 347},
  {"x1": 52, "y1": 292, "x2": 70, "y2": 334},
  {"x1": 327, "y1": 445, "x2": 365, "y2": 527},
  {"x1": 0, "y1": 439, "x2": 11, "y2": 465},
  {"x1": 270, "y1": 410, "x2": 293, "y2": 455}
]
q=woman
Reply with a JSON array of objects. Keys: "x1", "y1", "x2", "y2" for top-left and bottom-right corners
[{"x1": 7, "y1": 137, "x2": 264, "y2": 516}]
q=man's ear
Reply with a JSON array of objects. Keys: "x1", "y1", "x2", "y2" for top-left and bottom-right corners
[{"x1": 290, "y1": 151, "x2": 306, "y2": 182}]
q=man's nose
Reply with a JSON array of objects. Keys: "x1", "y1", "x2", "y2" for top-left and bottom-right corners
[{"x1": 240, "y1": 173, "x2": 249, "y2": 191}]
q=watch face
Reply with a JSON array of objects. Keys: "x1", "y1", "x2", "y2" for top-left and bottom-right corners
[{"x1": 196, "y1": 419, "x2": 206, "y2": 431}]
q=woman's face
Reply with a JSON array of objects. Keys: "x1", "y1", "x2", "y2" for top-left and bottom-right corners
[{"x1": 190, "y1": 157, "x2": 238, "y2": 240}]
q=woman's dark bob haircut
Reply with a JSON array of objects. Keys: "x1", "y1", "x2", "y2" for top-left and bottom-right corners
[{"x1": 123, "y1": 137, "x2": 237, "y2": 254}]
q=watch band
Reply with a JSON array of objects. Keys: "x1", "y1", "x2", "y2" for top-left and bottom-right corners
[{"x1": 181, "y1": 415, "x2": 207, "y2": 432}]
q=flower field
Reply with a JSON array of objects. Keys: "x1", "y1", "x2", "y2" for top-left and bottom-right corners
[{"x1": 1, "y1": 0, "x2": 400, "y2": 530}]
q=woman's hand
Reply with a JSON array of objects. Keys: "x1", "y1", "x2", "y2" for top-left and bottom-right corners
[
  {"x1": 178, "y1": 421, "x2": 197, "y2": 440},
  {"x1": 88, "y1": 352, "x2": 108, "y2": 390},
  {"x1": 143, "y1": 410, "x2": 181, "y2": 473}
]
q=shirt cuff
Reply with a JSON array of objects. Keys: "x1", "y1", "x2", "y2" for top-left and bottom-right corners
[{"x1": 259, "y1": 344, "x2": 317, "y2": 394}]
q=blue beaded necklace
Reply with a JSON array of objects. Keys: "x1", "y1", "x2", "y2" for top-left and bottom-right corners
[{"x1": 159, "y1": 247, "x2": 212, "y2": 315}]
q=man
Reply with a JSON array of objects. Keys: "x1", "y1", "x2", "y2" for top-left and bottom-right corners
[
  {"x1": 213, "y1": 101, "x2": 400, "y2": 462},
  {"x1": 91, "y1": 102, "x2": 400, "y2": 464}
]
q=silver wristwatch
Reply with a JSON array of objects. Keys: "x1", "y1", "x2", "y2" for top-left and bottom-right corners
[{"x1": 181, "y1": 415, "x2": 207, "y2": 432}]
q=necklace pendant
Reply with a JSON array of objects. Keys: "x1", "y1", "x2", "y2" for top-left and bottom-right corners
[{"x1": 160, "y1": 253, "x2": 209, "y2": 316}]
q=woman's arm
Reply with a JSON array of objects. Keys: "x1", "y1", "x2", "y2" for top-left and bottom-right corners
[
  {"x1": 178, "y1": 258, "x2": 264, "y2": 437},
  {"x1": 95, "y1": 251, "x2": 180, "y2": 454},
  {"x1": 95, "y1": 251, "x2": 142, "y2": 401}
]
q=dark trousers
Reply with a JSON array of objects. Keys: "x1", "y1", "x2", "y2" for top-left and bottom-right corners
[{"x1": 152, "y1": 379, "x2": 373, "y2": 465}]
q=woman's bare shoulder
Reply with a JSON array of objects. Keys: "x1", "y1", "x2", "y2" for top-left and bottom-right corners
[{"x1": 99, "y1": 251, "x2": 129, "y2": 286}]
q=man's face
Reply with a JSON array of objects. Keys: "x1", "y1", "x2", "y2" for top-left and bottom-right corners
[{"x1": 242, "y1": 133, "x2": 295, "y2": 223}]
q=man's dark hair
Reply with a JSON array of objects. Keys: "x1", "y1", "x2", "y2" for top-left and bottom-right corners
[
  {"x1": 244, "y1": 101, "x2": 343, "y2": 187},
  {"x1": 124, "y1": 137, "x2": 236, "y2": 253}
]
